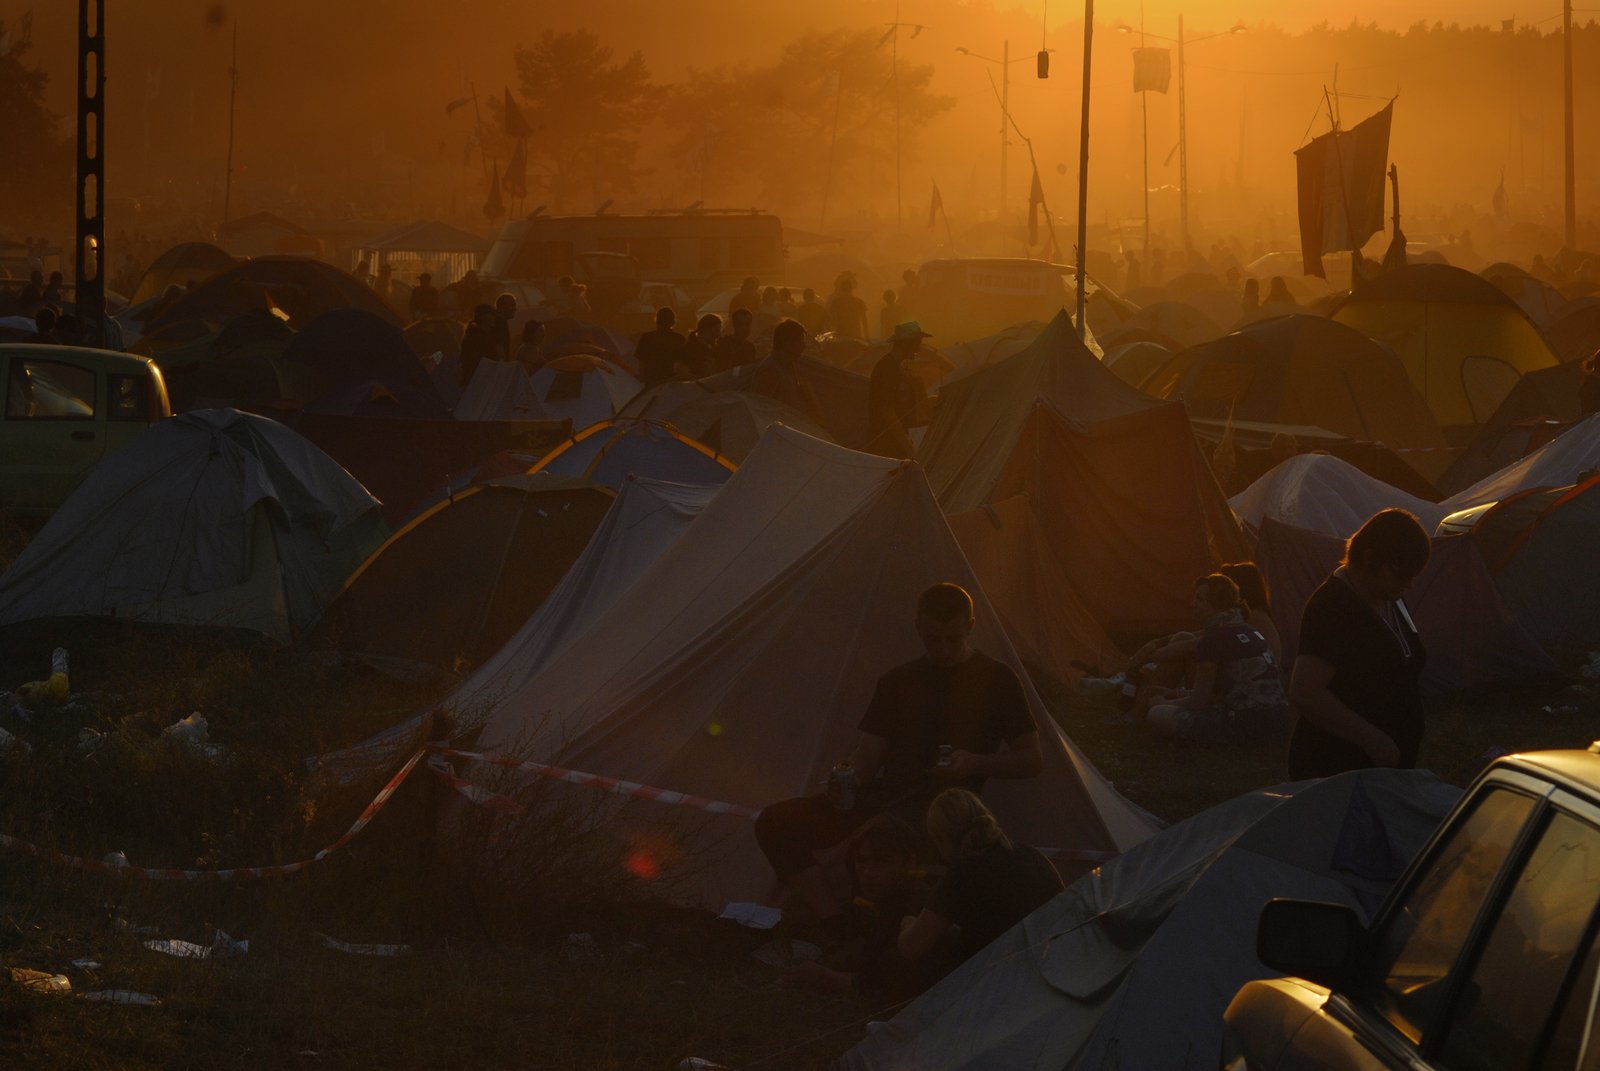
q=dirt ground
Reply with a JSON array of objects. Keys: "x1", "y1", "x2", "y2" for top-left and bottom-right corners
[{"x1": 1, "y1": 621, "x2": 1598, "y2": 1070}]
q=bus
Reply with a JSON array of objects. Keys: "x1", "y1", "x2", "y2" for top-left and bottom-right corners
[{"x1": 480, "y1": 210, "x2": 784, "y2": 301}]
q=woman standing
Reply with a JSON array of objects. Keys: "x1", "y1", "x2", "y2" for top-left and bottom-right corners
[{"x1": 1287, "y1": 509, "x2": 1431, "y2": 779}]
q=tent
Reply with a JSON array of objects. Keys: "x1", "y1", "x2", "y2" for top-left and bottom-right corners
[
  {"x1": 1435, "y1": 362, "x2": 1586, "y2": 496},
  {"x1": 524, "y1": 354, "x2": 641, "y2": 430},
  {"x1": 1255, "y1": 517, "x2": 1558, "y2": 695},
  {"x1": 1140, "y1": 314, "x2": 1448, "y2": 456},
  {"x1": 453, "y1": 477, "x2": 720, "y2": 706},
  {"x1": 1102, "y1": 339, "x2": 1173, "y2": 388},
  {"x1": 1471, "y1": 475, "x2": 1600, "y2": 657},
  {"x1": 920, "y1": 310, "x2": 1246, "y2": 634},
  {"x1": 1541, "y1": 296, "x2": 1600, "y2": 364},
  {"x1": 622, "y1": 386, "x2": 833, "y2": 462},
  {"x1": 356, "y1": 220, "x2": 489, "y2": 289},
  {"x1": 939, "y1": 322, "x2": 1044, "y2": 373},
  {"x1": 310, "y1": 475, "x2": 614, "y2": 669},
  {"x1": 1097, "y1": 300, "x2": 1225, "y2": 353},
  {"x1": 279, "y1": 307, "x2": 442, "y2": 405},
  {"x1": 528, "y1": 419, "x2": 737, "y2": 489},
  {"x1": 946, "y1": 495, "x2": 1122, "y2": 681},
  {"x1": 1230, "y1": 454, "x2": 1449, "y2": 538},
  {"x1": 451, "y1": 426, "x2": 1159, "y2": 908},
  {"x1": 301, "y1": 377, "x2": 451, "y2": 419},
  {"x1": 144, "y1": 308, "x2": 296, "y2": 411},
  {"x1": 836, "y1": 769, "x2": 1458, "y2": 1071},
  {"x1": 144, "y1": 256, "x2": 399, "y2": 333},
  {"x1": 1480, "y1": 261, "x2": 1569, "y2": 325},
  {"x1": 1446, "y1": 412, "x2": 1600, "y2": 512},
  {"x1": 454, "y1": 359, "x2": 545, "y2": 422},
  {"x1": 0, "y1": 410, "x2": 387, "y2": 641},
  {"x1": 129, "y1": 242, "x2": 237, "y2": 306},
  {"x1": 1331, "y1": 263, "x2": 1559, "y2": 427}
]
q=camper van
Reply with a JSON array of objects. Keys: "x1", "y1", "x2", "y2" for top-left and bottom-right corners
[{"x1": 480, "y1": 211, "x2": 784, "y2": 303}]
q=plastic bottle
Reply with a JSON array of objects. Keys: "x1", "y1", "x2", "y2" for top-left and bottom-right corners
[{"x1": 46, "y1": 648, "x2": 69, "y2": 699}]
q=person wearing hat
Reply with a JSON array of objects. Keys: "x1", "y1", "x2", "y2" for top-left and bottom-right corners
[{"x1": 866, "y1": 321, "x2": 932, "y2": 459}]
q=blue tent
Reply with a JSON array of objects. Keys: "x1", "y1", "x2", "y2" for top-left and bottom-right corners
[
  {"x1": 527, "y1": 420, "x2": 735, "y2": 489},
  {"x1": 282, "y1": 308, "x2": 443, "y2": 408}
]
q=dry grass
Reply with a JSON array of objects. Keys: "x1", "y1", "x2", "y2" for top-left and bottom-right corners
[{"x1": 1, "y1": 619, "x2": 1597, "y2": 1069}]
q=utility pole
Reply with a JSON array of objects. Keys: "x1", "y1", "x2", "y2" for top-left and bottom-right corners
[
  {"x1": 1564, "y1": 0, "x2": 1576, "y2": 248},
  {"x1": 1075, "y1": 0, "x2": 1094, "y2": 341},
  {"x1": 1140, "y1": 6, "x2": 1150, "y2": 256},
  {"x1": 1178, "y1": 13, "x2": 1189, "y2": 257},
  {"x1": 222, "y1": 21, "x2": 238, "y2": 225},
  {"x1": 76, "y1": 0, "x2": 106, "y2": 348},
  {"x1": 893, "y1": 1, "x2": 903, "y2": 234},
  {"x1": 1000, "y1": 39, "x2": 1010, "y2": 223}
]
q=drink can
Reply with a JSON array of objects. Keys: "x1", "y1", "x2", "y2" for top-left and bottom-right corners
[{"x1": 830, "y1": 762, "x2": 857, "y2": 811}]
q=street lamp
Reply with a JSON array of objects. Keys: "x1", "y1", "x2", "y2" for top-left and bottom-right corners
[
  {"x1": 1117, "y1": 17, "x2": 1245, "y2": 259},
  {"x1": 956, "y1": 43, "x2": 1032, "y2": 224}
]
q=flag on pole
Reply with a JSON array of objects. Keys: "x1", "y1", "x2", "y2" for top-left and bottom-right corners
[
  {"x1": 928, "y1": 180, "x2": 943, "y2": 229},
  {"x1": 1028, "y1": 166, "x2": 1045, "y2": 245},
  {"x1": 1132, "y1": 48, "x2": 1172, "y2": 94},
  {"x1": 1294, "y1": 101, "x2": 1392, "y2": 278},
  {"x1": 502, "y1": 88, "x2": 531, "y2": 139},
  {"x1": 445, "y1": 97, "x2": 471, "y2": 117},
  {"x1": 484, "y1": 160, "x2": 505, "y2": 221},
  {"x1": 503, "y1": 140, "x2": 527, "y2": 200}
]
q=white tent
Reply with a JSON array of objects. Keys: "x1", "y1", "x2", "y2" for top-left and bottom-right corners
[
  {"x1": 453, "y1": 359, "x2": 545, "y2": 421},
  {"x1": 0, "y1": 409, "x2": 386, "y2": 640},
  {"x1": 528, "y1": 359, "x2": 640, "y2": 432},
  {"x1": 1229, "y1": 454, "x2": 1449, "y2": 537},
  {"x1": 836, "y1": 768, "x2": 1458, "y2": 1071},
  {"x1": 452, "y1": 426, "x2": 1157, "y2": 907}
]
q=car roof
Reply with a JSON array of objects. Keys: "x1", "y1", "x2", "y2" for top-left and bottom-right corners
[
  {"x1": 1496, "y1": 748, "x2": 1600, "y2": 804},
  {"x1": 0, "y1": 343, "x2": 155, "y2": 372}
]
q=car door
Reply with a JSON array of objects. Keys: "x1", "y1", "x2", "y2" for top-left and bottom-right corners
[{"x1": 0, "y1": 352, "x2": 108, "y2": 511}]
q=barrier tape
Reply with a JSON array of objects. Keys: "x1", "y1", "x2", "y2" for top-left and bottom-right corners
[
  {"x1": 425, "y1": 754, "x2": 524, "y2": 814},
  {"x1": 427, "y1": 746, "x2": 765, "y2": 820},
  {"x1": 0, "y1": 748, "x2": 427, "y2": 881}
]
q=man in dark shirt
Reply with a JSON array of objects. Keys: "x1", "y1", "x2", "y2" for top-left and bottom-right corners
[
  {"x1": 408, "y1": 273, "x2": 439, "y2": 320},
  {"x1": 796, "y1": 288, "x2": 828, "y2": 336},
  {"x1": 713, "y1": 308, "x2": 757, "y2": 371},
  {"x1": 728, "y1": 276, "x2": 761, "y2": 318},
  {"x1": 635, "y1": 307, "x2": 687, "y2": 388},
  {"x1": 866, "y1": 322, "x2": 931, "y2": 458},
  {"x1": 749, "y1": 319, "x2": 822, "y2": 421},
  {"x1": 754, "y1": 583, "x2": 1043, "y2": 928},
  {"x1": 680, "y1": 314, "x2": 721, "y2": 380}
]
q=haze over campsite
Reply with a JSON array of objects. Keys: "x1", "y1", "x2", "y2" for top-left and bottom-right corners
[{"x1": 7, "y1": 1, "x2": 1600, "y2": 1068}]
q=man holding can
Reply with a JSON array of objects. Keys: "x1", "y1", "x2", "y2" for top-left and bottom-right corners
[{"x1": 753, "y1": 583, "x2": 1042, "y2": 932}]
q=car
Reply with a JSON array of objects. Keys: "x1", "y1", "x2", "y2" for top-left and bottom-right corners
[
  {"x1": 1223, "y1": 744, "x2": 1600, "y2": 1070},
  {"x1": 1, "y1": 343, "x2": 171, "y2": 516}
]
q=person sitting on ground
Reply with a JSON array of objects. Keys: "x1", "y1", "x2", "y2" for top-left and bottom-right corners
[
  {"x1": 635, "y1": 307, "x2": 688, "y2": 388},
  {"x1": 749, "y1": 318, "x2": 822, "y2": 421},
  {"x1": 513, "y1": 319, "x2": 546, "y2": 374},
  {"x1": 1146, "y1": 574, "x2": 1288, "y2": 745},
  {"x1": 897, "y1": 788, "x2": 1063, "y2": 966},
  {"x1": 408, "y1": 273, "x2": 439, "y2": 320},
  {"x1": 1288, "y1": 509, "x2": 1430, "y2": 780},
  {"x1": 866, "y1": 321, "x2": 932, "y2": 459},
  {"x1": 782, "y1": 815, "x2": 947, "y2": 1002},
  {"x1": 713, "y1": 308, "x2": 757, "y2": 372},
  {"x1": 681, "y1": 314, "x2": 721, "y2": 380},
  {"x1": 458, "y1": 303, "x2": 505, "y2": 387},
  {"x1": 796, "y1": 288, "x2": 828, "y2": 336},
  {"x1": 754, "y1": 583, "x2": 1043, "y2": 933},
  {"x1": 1218, "y1": 561, "x2": 1282, "y2": 664}
]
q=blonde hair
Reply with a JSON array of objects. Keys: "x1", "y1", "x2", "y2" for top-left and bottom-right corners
[{"x1": 925, "y1": 788, "x2": 1011, "y2": 862}]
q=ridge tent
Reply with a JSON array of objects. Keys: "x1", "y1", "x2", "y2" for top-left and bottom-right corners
[
  {"x1": 1255, "y1": 517, "x2": 1557, "y2": 694},
  {"x1": 0, "y1": 409, "x2": 387, "y2": 641},
  {"x1": 528, "y1": 419, "x2": 736, "y2": 489},
  {"x1": 454, "y1": 426, "x2": 1158, "y2": 908},
  {"x1": 1331, "y1": 263, "x2": 1559, "y2": 428},
  {"x1": 452, "y1": 477, "x2": 719, "y2": 706},
  {"x1": 921, "y1": 310, "x2": 1245, "y2": 634},
  {"x1": 836, "y1": 769, "x2": 1458, "y2": 1071},
  {"x1": 144, "y1": 256, "x2": 399, "y2": 333},
  {"x1": 1140, "y1": 314, "x2": 1447, "y2": 459},
  {"x1": 309, "y1": 475, "x2": 614, "y2": 670},
  {"x1": 945, "y1": 495, "x2": 1122, "y2": 681},
  {"x1": 1229, "y1": 454, "x2": 1449, "y2": 538},
  {"x1": 129, "y1": 242, "x2": 237, "y2": 306}
]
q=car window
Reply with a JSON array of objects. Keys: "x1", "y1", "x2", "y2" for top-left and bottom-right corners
[
  {"x1": 1540, "y1": 884, "x2": 1600, "y2": 1069},
  {"x1": 1363, "y1": 787, "x2": 1538, "y2": 1044},
  {"x1": 108, "y1": 373, "x2": 148, "y2": 421},
  {"x1": 6, "y1": 358, "x2": 96, "y2": 420},
  {"x1": 1438, "y1": 810, "x2": 1600, "y2": 1070}
]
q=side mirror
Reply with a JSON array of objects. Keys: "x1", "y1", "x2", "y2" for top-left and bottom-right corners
[{"x1": 1257, "y1": 899, "x2": 1365, "y2": 991}]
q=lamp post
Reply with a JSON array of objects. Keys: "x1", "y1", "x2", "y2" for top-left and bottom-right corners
[
  {"x1": 956, "y1": 43, "x2": 1031, "y2": 222},
  {"x1": 1117, "y1": 17, "x2": 1244, "y2": 258}
]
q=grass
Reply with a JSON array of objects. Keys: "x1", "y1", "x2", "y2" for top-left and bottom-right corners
[{"x1": 0, "y1": 618, "x2": 1597, "y2": 1069}]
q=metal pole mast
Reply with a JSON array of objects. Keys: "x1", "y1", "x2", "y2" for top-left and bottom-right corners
[
  {"x1": 222, "y1": 21, "x2": 238, "y2": 225},
  {"x1": 1001, "y1": 39, "x2": 1010, "y2": 222},
  {"x1": 1564, "y1": 0, "x2": 1576, "y2": 247},
  {"x1": 1178, "y1": 13, "x2": 1189, "y2": 257},
  {"x1": 1075, "y1": 0, "x2": 1094, "y2": 340},
  {"x1": 76, "y1": 0, "x2": 106, "y2": 348}
]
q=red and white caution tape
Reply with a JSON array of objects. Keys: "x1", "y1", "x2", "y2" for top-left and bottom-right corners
[
  {"x1": 425, "y1": 754, "x2": 523, "y2": 814},
  {"x1": 0, "y1": 748, "x2": 427, "y2": 881},
  {"x1": 427, "y1": 746, "x2": 764, "y2": 820}
]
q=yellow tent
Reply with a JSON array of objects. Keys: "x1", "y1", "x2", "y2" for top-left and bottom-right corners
[{"x1": 1332, "y1": 264, "x2": 1558, "y2": 428}]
